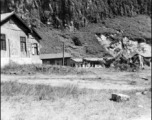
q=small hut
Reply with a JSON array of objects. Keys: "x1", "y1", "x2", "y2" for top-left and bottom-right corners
[
  {"x1": 83, "y1": 58, "x2": 105, "y2": 68},
  {"x1": 70, "y1": 58, "x2": 83, "y2": 67}
]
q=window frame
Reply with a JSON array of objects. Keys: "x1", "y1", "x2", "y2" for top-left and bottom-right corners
[
  {"x1": 32, "y1": 43, "x2": 38, "y2": 55},
  {"x1": 20, "y1": 36, "x2": 27, "y2": 52},
  {"x1": 0, "y1": 34, "x2": 6, "y2": 51}
]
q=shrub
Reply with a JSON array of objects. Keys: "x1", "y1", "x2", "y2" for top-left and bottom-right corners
[
  {"x1": 113, "y1": 61, "x2": 140, "y2": 72},
  {"x1": 1, "y1": 63, "x2": 89, "y2": 75},
  {"x1": 85, "y1": 45, "x2": 99, "y2": 55}
]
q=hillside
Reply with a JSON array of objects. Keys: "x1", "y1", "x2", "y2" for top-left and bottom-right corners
[
  {"x1": 0, "y1": 0, "x2": 151, "y2": 57},
  {"x1": 37, "y1": 15, "x2": 151, "y2": 57},
  {"x1": 1, "y1": 0, "x2": 151, "y2": 28}
]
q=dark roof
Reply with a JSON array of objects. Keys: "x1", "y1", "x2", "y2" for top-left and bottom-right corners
[
  {"x1": 31, "y1": 28, "x2": 42, "y2": 40},
  {"x1": 40, "y1": 53, "x2": 71, "y2": 59},
  {"x1": 1, "y1": 12, "x2": 41, "y2": 39}
]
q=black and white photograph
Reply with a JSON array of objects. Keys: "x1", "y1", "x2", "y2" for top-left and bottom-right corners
[{"x1": 1, "y1": 0, "x2": 151, "y2": 120}]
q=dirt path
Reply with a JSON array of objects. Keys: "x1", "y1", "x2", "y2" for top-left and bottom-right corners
[{"x1": 1, "y1": 74, "x2": 150, "y2": 91}]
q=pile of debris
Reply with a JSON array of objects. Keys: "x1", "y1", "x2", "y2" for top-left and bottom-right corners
[{"x1": 95, "y1": 33, "x2": 151, "y2": 71}]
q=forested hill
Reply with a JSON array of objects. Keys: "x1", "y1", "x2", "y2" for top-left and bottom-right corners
[{"x1": 0, "y1": 0, "x2": 151, "y2": 28}]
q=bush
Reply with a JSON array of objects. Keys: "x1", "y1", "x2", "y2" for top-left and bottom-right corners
[
  {"x1": 113, "y1": 62, "x2": 140, "y2": 72},
  {"x1": 85, "y1": 45, "x2": 99, "y2": 55},
  {"x1": 1, "y1": 63, "x2": 89, "y2": 75},
  {"x1": 1, "y1": 62, "x2": 36, "y2": 75}
]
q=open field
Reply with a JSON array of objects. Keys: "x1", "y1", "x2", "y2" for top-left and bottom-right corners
[{"x1": 1, "y1": 66, "x2": 151, "y2": 120}]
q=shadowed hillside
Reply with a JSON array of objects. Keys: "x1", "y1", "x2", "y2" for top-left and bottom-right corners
[{"x1": 0, "y1": 0, "x2": 151, "y2": 28}]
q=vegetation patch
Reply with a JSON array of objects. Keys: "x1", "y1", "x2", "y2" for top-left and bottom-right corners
[
  {"x1": 1, "y1": 63, "x2": 90, "y2": 75},
  {"x1": 85, "y1": 45, "x2": 99, "y2": 55},
  {"x1": 1, "y1": 82, "x2": 89, "y2": 100},
  {"x1": 1, "y1": 0, "x2": 151, "y2": 28},
  {"x1": 113, "y1": 62, "x2": 140, "y2": 72}
]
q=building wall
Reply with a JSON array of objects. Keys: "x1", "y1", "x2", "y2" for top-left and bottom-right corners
[
  {"x1": 1, "y1": 21, "x2": 27, "y2": 58},
  {"x1": 1, "y1": 19, "x2": 42, "y2": 68},
  {"x1": 66, "y1": 59, "x2": 71, "y2": 66},
  {"x1": 69, "y1": 59, "x2": 83, "y2": 67},
  {"x1": 42, "y1": 58, "x2": 71, "y2": 66},
  {"x1": 1, "y1": 58, "x2": 10, "y2": 68}
]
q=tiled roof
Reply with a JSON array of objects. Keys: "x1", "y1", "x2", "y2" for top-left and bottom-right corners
[{"x1": 40, "y1": 53, "x2": 71, "y2": 59}]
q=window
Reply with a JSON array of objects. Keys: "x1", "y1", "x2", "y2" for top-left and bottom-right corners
[
  {"x1": 32, "y1": 43, "x2": 38, "y2": 55},
  {"x1": 20, "y1": 37, "x2": 26, "y2": 52},
  {"x1": 0, "y1": 34, "x2": 6, "y2": 50},
  {"x1": 64, "y1": 59, "x2": 67, "y2": 66}
]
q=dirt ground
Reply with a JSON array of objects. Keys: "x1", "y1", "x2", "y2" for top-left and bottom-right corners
[
  {"x1": 1, "y1": 68, "x2": 151, "y2": 90},
  {"x1": 1, "y1": 67, "x2": 151, "y2": 120}
]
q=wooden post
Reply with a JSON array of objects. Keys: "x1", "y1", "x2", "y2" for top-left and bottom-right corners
[
  {"x1": 8, "y1": 39, "x2": 11, "y2": 63},
  {"x1": 62, "y1": 42, "x2": 65, "y2": 66}
]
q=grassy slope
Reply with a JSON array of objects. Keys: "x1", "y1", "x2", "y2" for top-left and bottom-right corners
[
  {"x1": 104, "y1": 15, "x2": 151, "y2": 39},
  {"x1": 37, "y1": 15, "x2": 151, "y2": 57}
]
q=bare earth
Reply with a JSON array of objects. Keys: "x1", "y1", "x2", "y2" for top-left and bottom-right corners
[{"x1": 1, "y1": 68, "x2": 151, "y2": 120}]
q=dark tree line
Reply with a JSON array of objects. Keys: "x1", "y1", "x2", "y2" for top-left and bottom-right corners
[{"x1": 0, "y1": 0, "x2": 151, "y2": 29}]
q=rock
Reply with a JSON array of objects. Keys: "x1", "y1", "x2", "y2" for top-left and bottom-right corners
[
  {"x1": 111, "y1": 93, "x2": 130, "y2": 102},
  {"x1": 142, "y1": 77, "x2": 148, "y2": 81},
  {"x1": 129, "y1": 81, "x2": 137, "y2": 85},
  {"x1": 10, "y1": 72, "x2": 17, "y2": 75},
  {"x1": 136, "y1": 92, "x2": 142, "y2": 96},
  {"x1": 142, "y1": 91, "x2": 148, "y2": 95},
  {"x1": 138, "y1": 105, "x2": 143, "y2": 108}
]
